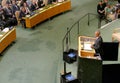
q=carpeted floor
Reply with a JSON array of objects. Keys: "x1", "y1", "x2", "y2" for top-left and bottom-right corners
[{"x1": 0, "y1": 0, "x2": 119, "y2": 83}]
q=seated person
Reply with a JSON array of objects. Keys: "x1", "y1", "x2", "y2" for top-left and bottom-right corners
[
  {"x1": 20, "y1": 0, "x2": 27, "y2": 6},
  {"x1": 37, "y1": 0, "x2": 45, "y2": 8},
  {"x1": 30, "y1": 0, "x2": 38, "y2": 11},
  {"x1": 26, "y1": 0, "x2": 32, "y2": 7},
  {"x1": 105, "y1": 4, "x2": 116, "y2": 22},
  {"x1": 11, "y1": 0, "x2": 20, "y2": 15},
  {"x1": 47, "y1": 0, "x2": 57, "y2": 4},
  {"x1": 1, "y1": 0, "x2": 7, "y2": 7},
  {"x1": 23, "y1": 2, "x2": 31, "y2": 14},
  {"x1": 115, "y1": 2, "x2": 120, "y2": 10},
  {"x1": 97, "y1": 1, "x2": 105, "y2": 19},
  {"x1": 115, "y1": 1, "x2": 120, "y2": 18},
  {"x1": 47, "y1": 0, "x2": 52, "y2": 4},
  {"x1": 0, "y1": 8, "x2": 6, "y2": 29},
  {"x1": 52, "y1": 0, "x2": 57, "y2": 4},
  {"x1": 19, "y1": 6, "x2": 26, "y2": 28},
  {"x1": 3, "y1": 3, "x2": 18, "y2": 27},
  {"x1": 3, "y1": 3, "x2": 13, "y2": 20}
]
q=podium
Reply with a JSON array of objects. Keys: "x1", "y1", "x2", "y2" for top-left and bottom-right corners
[
  {"x1": 77, "y1": 36, "x2": 119, "y2": 83},
  {"x1": 77, "y1": 36, "x2": 102, "y2": 83}
]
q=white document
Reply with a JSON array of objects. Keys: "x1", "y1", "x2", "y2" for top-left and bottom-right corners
[
  {"x1": 83, "y1": 43, "x2": 92, "y2": 51},
  {"x1": 2, "y1": 28, "x2": 9, "y2": 32},
  {"x1": 58, "y1": 0, "x2": 64, "y2": 2}
]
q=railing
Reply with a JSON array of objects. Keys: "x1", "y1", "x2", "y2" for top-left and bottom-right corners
[{"x1": 62, "y1": 13, "x2": 99, "y2": 52}]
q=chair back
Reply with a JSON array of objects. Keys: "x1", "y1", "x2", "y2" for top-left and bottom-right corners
[{"x1": 15, "y1": 11, "x2": 20, "y2": 25}]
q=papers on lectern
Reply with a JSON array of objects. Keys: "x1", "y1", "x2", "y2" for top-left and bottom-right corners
[
  {"x1": 58, "y1": 0, "x2": 64, "y2": 2},
  {"x1": 83, "y1": 43, "x2": 92, "y2": 51}
]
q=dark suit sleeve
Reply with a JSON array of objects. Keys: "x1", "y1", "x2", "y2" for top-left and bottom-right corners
[
  {"x1": 97, "y1": 5, "x2": 99, "y2": 13},
  {"x1": 93, "y1": 37, "x2": 103, "y2": 50}
]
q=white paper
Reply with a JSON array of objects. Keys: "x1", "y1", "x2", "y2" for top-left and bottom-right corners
[
  {"x1": 83, "y1": 43, "x2": 92, "y2": 51},
  {"x1": 2, "y1": 28, "x2": 9, "y2": 32}
]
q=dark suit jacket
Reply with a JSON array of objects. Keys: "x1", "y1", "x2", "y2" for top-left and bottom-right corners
[
  {"x1": 11, "y1": 4, "x2": 20, "y2": 15},
  {"x1": 47, "y1": 0, "x2": 53, "y2": 4},
  {"x1": 19, "y1": 10, "x2": 26, "y2": 19},
  {"x1": 3, "y1": 7, "x2": 13, "y2": 19},
  {"x1": 93, "y1": 36, "x2": 103, "y2": 56},
  {"x1": 37, "y1": 0, "x2": 45, "y2": 8},
  {"x1": 30, "y1": 3, "x2": 37, "y2": 11}
]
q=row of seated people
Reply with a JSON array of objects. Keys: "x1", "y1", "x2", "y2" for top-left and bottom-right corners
[
  {"x1": 0, "y1": 0, "x2": 65, "y2": 29},
  {"x1": 0, "y1": 0, "x2": 18, "y2": 30},
  {"x1": 97, "y1": 0, "x2": 120, "y2": 23}
]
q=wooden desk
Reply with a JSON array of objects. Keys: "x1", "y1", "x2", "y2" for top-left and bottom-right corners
[
  {"x1": 24, "y1": 0, "x2": 71, "y2": 28},
  {"x1": 78, "y1": 36, "x2": 96, "y2": 58},
  {"x1": 0, "y1": 28, "x2": 16, "y2": 54}
]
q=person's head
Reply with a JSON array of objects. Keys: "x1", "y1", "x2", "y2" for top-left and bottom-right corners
[
  {"x1": 95, "y1": 30, "x2": 101, "y2": 37},
  {"x1": 12, "y1": 0, "x2": 16, "y2": 5},
  {"x1": 99, "y1": 1, "x2": 103, "y2": 5},
  {"x1": 23, "y1": 2, "x2": 27, "y2": 7},
  {"x1": 104, "y1": 0, "x2": 108, "y2": 3},
  {"x1": 106, "y1": 3, "x2": 111, "y2": 8},
  {"x1": 20, "y1": 6, "x2": 25, "y2": 12}
]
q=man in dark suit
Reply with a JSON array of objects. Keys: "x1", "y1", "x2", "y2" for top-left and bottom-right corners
[
  {"x1": 91, "y1": 30, "x2": 103, "y2": 57},
  {"x1": 19, "y1": 6, "x2": 26, "y2": 28},
  {"x1": 3, "y1": 3, "x2": 13, "y2": 20},
  {"x1": 30, "y1": 1, "x2": 37, "y2": 11},
  {"x1": 11, "y1": 0, "x2": 20, "y2": 15}
]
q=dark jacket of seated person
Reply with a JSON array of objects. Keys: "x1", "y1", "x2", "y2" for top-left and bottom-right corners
[
  {"x1": 19, "y1": 6, "x2": 26, "y2": 28},
  {"x1": 48, "y1": 0, "x2": 57, "y2": 4},
  {"x1": 37, "y1": 0, "x2": 45, "y2": 8},
  {"x1": 19, "y1": 9, "x2": 26, "y2": 19},
  {"x1": 11, "y1": 0, "x2": 20, "y2": 15},
  {"x1": 30, "y1": 3, "x2": 37, "y2": 11},
  {"x1": 3, "y1": 7, "x2": 13, "y2": 20}
]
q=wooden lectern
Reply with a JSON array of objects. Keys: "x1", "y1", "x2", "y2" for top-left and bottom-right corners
[
  {"x1": 78, "y1": 36, "x2": 96, "y2": 58},
  {"x1": 77, "y1": 36, "x2": 102, "y2": 83}
]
